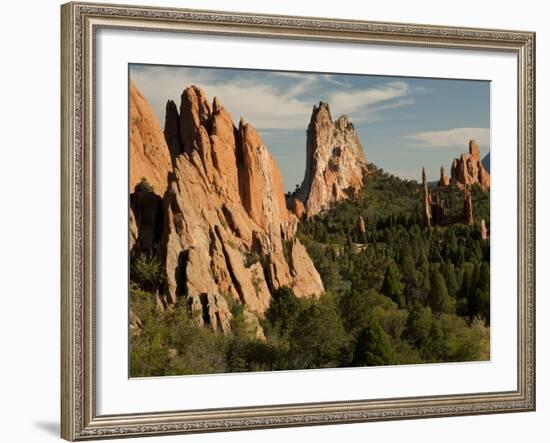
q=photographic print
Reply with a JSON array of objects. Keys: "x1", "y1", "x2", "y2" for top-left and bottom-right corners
[
  {"x1": 128, "y1": 64, "x2": 491, "y2": 378},
  {"x1": 61, "y1": 5, "x2": 535, "y2": 439}
]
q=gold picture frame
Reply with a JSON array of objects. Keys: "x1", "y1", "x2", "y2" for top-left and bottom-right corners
[{"x1": 61, "y1": 2, "x2": 536, "y2": 440}]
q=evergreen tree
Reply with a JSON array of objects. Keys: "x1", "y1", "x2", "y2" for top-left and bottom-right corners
[
  {"x1": 427, "y1": 268, "x2": 452, "y2": 314},
  {"x1": 405, "y1": 303, "x2": 433, "y2": 346},
  {"x1": 400, "y1": 250, "x2": 419, "y2": 305},
  {"x1": 468, "y1": 262, "x2": 490, "y2": 322},
  {"x1": 289, "y1": 301, "x2": 351, "y2": 369},
  {"x1": 442, "y1": 261, "x2": 459, "y2": 298},
  {"x1": 265, "y1": 287, "x2": 302, "y2": 337},
  {"x1": 353, "y1": 319, "x2": 398, "y2": 366},
  {"x1": 381, "y1": 261, "x2": 405, "y2": 307}
]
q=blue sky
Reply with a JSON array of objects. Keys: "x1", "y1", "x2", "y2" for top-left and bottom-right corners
[{"x1": 130, "y1": 64, "x2": 490, "y2": 192}]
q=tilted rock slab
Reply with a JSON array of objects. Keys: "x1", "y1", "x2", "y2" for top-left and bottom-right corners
[{"x1": 129, "y1": 81, "x2": 173, "y2": 196}]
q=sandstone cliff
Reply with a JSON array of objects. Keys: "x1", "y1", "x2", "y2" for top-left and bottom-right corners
[
  {"x1": 130, "y1": 83, "x2": 174, "y2": 257},
  {"x1": 129, "y1": 81, "x2": 172, "y2": 196},
  {"x1": 157, "y1": 86, "x2": 324, "y2": 335},
  {"x1": 294, "y1": 102, "x2": 368, "y2": 217},
  {"x1": 450, "y1": 140, "x2": 490, "y2": 190}
]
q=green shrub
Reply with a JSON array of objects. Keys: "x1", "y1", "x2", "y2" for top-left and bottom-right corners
[{"x1": 130, "y1": 252, "x2": 165, "y2": 292}]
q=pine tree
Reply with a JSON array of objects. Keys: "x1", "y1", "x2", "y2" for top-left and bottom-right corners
[
  {"x1": 468, "y1": 262, "x2": 490, "y2": 322},
  {"x1": 381, "y1": 261, "x2": 405, "y2": 307},
  {"x1": 427, "y1": 268, "x2": 452, "y2": 314},
  {"x1": 405, "y1": 303, "x2": 433, "y2": 346},
  {"x1": 353, "y1": 319, "x2": 398, "y2": 366},
  {"x1": 442, "y1": 261, "x2": 459, "y2": 298}
]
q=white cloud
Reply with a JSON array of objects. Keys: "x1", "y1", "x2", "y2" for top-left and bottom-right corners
[
  {"x1": 131, "y1": 66, "x2": 313, "y2": 130},
  {"x1": 328, "y1": 81, "x2": 411, "y2": 118},
  {"x1": 130, "y1": 66, "x2": 415, "y2": 131},
  {"x1": 403, "y1": 127, "x2": 490, "y2": 148},
  {"x1": 349, "y1": 97, "x2": 416, "y2": 123}
]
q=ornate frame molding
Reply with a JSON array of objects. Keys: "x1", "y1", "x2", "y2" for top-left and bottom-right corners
[{"x1": 61, "y1": 2, "x2": 535, "y2": 440}]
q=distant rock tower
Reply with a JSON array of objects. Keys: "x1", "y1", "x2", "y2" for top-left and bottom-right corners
[
  {"x1": 357, "y1": 215, "x2": 367, "y2": 235},
  {"x1": 450, "y1": 140, "x2": 490, "y2": 190},
  {"x1": 438, "y1": 165, "x2": 450, "y2": 187},
  {"x1": 294, "y1": 102, "x2": 368, "y2": 217},
  {"x1": 463, "y1": 186, "x2": 474, "y2": 226},
  {"x1": 422, "y1": 167, "x2": 432, "y2": 227},
  {"x1": 481, "y1": 219, "x2": 488, "y2": 240}
]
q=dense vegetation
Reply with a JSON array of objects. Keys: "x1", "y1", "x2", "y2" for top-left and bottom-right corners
[{"x1": 130, "y1": 165, "x2": 490, "y2": 377}]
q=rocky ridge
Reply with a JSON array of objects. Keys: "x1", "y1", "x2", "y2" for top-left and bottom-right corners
[{"x1": 130, "y1": 84, "x2": 324, "y2": 336}]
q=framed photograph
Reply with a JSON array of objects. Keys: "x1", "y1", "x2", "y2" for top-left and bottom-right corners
[{"x1": 61, "y1": 1, "x2": 536, "y2": 440}]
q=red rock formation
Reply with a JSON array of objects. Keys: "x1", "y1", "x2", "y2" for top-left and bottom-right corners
[
  {"x1": 129, "y1": 209, "x2": 138, "y2": 252},
  {"x1": 438, "y1": 166, "x2": 450, "y2": 187},
  {"x1": 238, "y1": 119, "x2": 289, "y2": 231},
  {"x1": 481, "y1": 219, "x2": 488, "y2": 240},
  {"x1": 450, "y1": 140, "x2": 490, "y2": 191},
  {"x1": 288, "y1": 238, "x2": 324, "y2": 300},
  {"x1": 357, "y1": 215, "x2": 367, "y2": 234},
  {"x1": 129, "y1": 82, "x2": 172, "y2": 196},
  {"x1": 289, "y1": 197, "x2": 306, "y2": 220},
  {"x1": 163, "y1": 99, "x2": 182, "y2": 161},
  {"x1": 295, "y1": 103, "x2": 368, "y2": 217},
  {"x1": 422, "y1": 167, "x2": 432, "y2": 227},
  {"x1": 159, "y1": 86, "x2": 324, "y2": 336},
  {"x1": 463, "y1": 186, "x2": 474, "y2": 225}
]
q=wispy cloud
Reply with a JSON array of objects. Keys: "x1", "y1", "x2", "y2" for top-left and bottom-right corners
[
  {"x1": 403, "y1": 127, "x2": 490, "y2": 148},
  {"x1": 130, "y1": 66, "x2": 417, "y2": 131},
  {"x1": 327, "y1": 81, "x2": 415, "y2": 124},
  {"x1": 131, "y1": 66, "x2": 312, "y2": 130},
  {"x1": 330, "y1": 81, "x2": 410, "y2": 108}
]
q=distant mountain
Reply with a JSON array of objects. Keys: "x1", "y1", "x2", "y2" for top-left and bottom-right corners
[{"x1": 481, "y1": 153, "x2": 490, "y2": 173}]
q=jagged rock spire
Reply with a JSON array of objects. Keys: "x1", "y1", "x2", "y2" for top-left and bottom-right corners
[
  {"x1": 450, "y1": 139, "x2": 490, "y2": 190},
  {"x1": 481, "y1": 219, "x2": 488, "y2": 240},
  {"x1": 294, "y1": 102, "x2": 368, "y2": 217},
  {"x1": 463, "y1": 186, "x2": 474, "y2": 225},
  {"x1": 422, "y1": 167, "x2": 432, "y2": 227},
  {"x1": 439, "y1": 165, "x2": 450, "y2": 187},
  {"x1": 129, "y1": 81, "x2": 172, "y2": 196}
]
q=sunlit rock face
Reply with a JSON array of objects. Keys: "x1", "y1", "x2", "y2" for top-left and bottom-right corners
[
  {"x1": 128, "y1": 85, "x2": 324, "y2": 336},
  {"x1": 450, "y1": 140, "x2": 490, "y2": 191},
  {"x1": 295, "y1": 102, "x2": 368, "y2": 218},
  {"x1": 129, "y1": 81, "x2": 172, "y2": 196}
]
